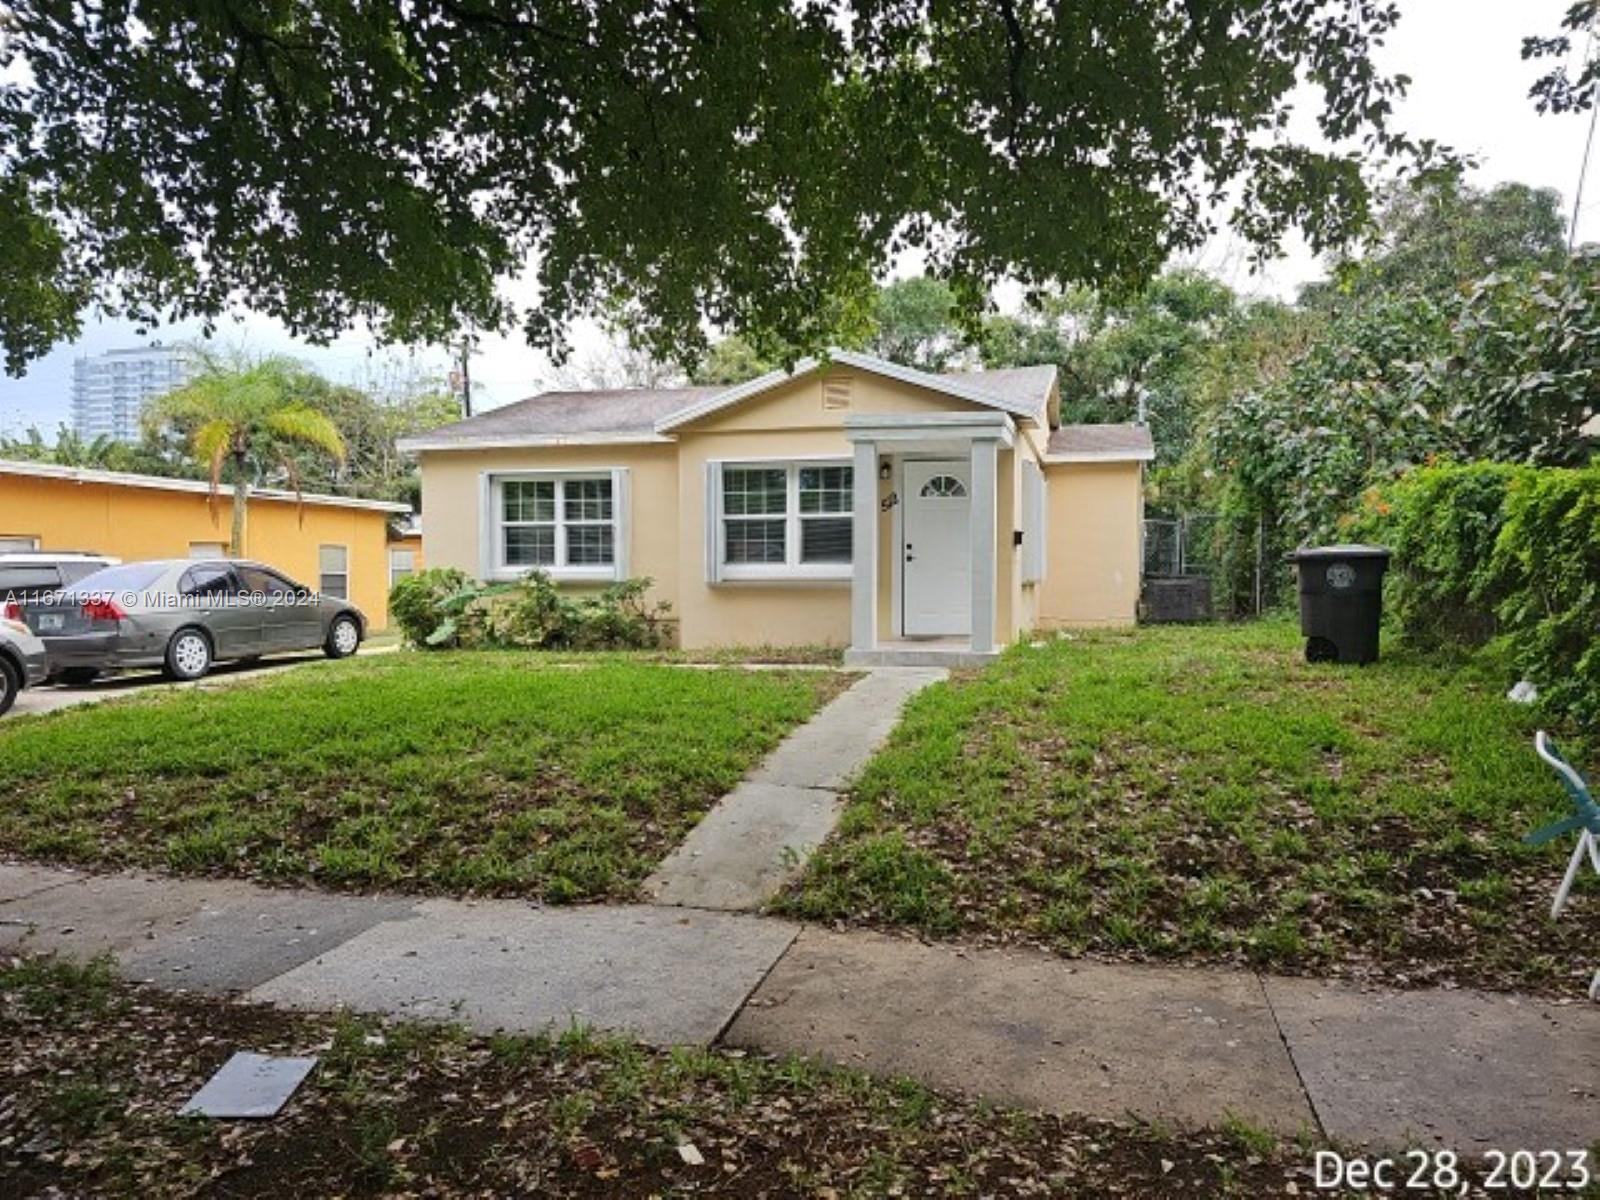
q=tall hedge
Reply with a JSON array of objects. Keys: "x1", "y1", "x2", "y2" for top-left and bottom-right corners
[{"x1": 1359, "y1": 461, "x2": 1600, "y2": 730}]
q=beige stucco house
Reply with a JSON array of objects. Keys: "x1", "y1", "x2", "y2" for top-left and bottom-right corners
[{"x1": 398, "y1": 351, "x2": 1152, "y2": 664}]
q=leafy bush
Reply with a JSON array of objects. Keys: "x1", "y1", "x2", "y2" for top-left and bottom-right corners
[
  {"x1": 1489, "y1": 465, "x2": 1600, "y2": 730},
  {"x1": 1352, "y1": 463, "x2": 1528, "y2": 651},
  {"x1": 389, "y1": 567, "x2": 472, "y2": 647},
  {"x1": 1360, "y1": 462, "x2": 1600, "y2": 730},
  {"x1": 392, "y1": 569, "x2": 672, "y2": 652}
]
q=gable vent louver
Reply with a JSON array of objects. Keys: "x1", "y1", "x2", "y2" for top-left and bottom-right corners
[{"x1": 822, "y1": 376, "x2": 853, "y2": 411}]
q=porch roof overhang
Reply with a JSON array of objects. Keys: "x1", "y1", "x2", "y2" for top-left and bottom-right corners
[{"x1": 842, "y1": 411, "x2": 1015, "y2": 453}]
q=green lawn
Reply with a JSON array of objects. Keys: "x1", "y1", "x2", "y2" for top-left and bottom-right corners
[
  {"x1": 778, "y1": 621, "x2": 1594, "y2": 994},
  {"x1": 2, "y1": 956, "x2": 1307, "y2": 1197},
  {"x1": 0, "y1": 654, "x2": 849, "y2": 901}
]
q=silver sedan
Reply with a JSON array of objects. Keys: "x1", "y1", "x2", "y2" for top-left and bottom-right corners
[
  {"x1": 26, "y1": 559, "x2": 366, "y2": 683},
  {"x1": 0, "y1": 617, "x2": 49, "y2": 715}
]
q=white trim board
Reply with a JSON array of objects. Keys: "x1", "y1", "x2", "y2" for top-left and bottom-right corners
[
  {"x1": 0, "y1": 458, "x2": 411, "y2": 514},
  {"x1": 655, "y1": 349, "x2": 1047, "y2": 433}
]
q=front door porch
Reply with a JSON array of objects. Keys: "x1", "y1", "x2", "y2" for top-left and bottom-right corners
[{"x1": 843, "y1": 412, "x2": 1013, "y2": 667}]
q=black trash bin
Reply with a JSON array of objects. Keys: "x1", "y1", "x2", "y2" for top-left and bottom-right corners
[{"x1": 1286, "y1": 544, "x2": 1391, "y2": 664}]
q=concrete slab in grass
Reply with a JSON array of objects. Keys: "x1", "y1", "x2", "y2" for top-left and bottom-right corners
[
  {"x1": 725, "y1": 928, "x2": 1316, "y2": 1135},
  {"x1": 1265, "y1": 976, "x2": 1600, "y2": 1150},
  {"x1": 0, "y1": 861, "x2": 80, "y2": 903},
  {"x1": 643, "y1": 781, "x2": 844, "y2": 910},
  {"x1": 0, "y1": 871, "x2": 412, "y2": 992},
  {"x1": 249, "y1": 901, "x2": 800, "y2": 1046},
  {"x1": 749, "y1": 668, "x2": 946, "y2": 791}
]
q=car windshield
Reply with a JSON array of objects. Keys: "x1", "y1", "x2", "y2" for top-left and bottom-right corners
[{"x1": 68, "y1": 562, "x2": 168, "y2": 596}]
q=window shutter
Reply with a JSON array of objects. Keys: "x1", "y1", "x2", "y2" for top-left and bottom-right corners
[
  {"x1": 704, "y1": 461, "x2": 723, "y2": 584},
  {"x1": 1022, "y1": 460, "x2": 1046, "y2": 584},
  {"x1": 612, "y1": 468, "x2": 631, "y2": 581}
]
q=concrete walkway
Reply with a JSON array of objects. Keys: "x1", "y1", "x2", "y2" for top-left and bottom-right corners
[
  {"x1": 644, "y1": 667, "x2": 945, "y2": 910},
  {"x1": 3, "y1": 861, "x2": 1596, "y2": 1150}
]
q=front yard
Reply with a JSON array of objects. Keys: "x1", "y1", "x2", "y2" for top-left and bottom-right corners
[
  {"x1": 778, "y1": 621, "x2": 1594, "y2": 994},
  {"x1": 1, "y1": 955, "x2": 1307, "y2": 1198},
  {"x1": 0, "y1": 654, "x2": 848, "y2": 902}
]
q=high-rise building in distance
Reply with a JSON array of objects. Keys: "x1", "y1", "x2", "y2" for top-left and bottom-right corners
[{"x1": 71, "y1": 343, "x2": 196, "y2": 443}]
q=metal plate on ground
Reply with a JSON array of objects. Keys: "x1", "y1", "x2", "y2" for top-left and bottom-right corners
[{"x1": 179, "y1": 1051, "x2": 318, "y2": 1119}]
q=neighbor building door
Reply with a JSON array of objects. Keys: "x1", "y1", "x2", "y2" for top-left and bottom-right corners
[{"x1": 901, "y1": 459, "x2": 972, "y2": 637}]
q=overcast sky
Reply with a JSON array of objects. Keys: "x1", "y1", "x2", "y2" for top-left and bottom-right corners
[{"x1": 2, "y1": 0, "x2": 1595, "y2": 436}]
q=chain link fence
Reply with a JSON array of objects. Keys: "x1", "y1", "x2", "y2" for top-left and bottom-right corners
[{"x1": 1142, "y1": 512, "x2": 1287, "y2": 619}]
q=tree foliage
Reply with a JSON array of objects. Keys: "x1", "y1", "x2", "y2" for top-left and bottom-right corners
[
  {"x1": 0, "y1": 1, "x2": 1437, "y2": 373},
  {"x1": 1307, "y1": 177, "x2": 1567, "y2": 307},
  {"x1": 1208, "y1": 255, "x2": 1600, "y2": 559}
]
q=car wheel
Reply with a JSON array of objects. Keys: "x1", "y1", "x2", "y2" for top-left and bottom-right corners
[
  {"x1": 325, "y1": 613, "x2": 361, "y2": 660},
  {"x1": 59, "y1": 666, "x2": 100, "y2": 687},
  {"x1": 0, "y1": 656, "x2": 18, "y2": 717},
  {"x1": 164, "y1": 628, "x2": 213, "y2": 681}
]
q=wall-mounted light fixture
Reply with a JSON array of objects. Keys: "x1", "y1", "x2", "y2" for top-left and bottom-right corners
[{"x1": 878, "y1": 458, "x2": 892, "y2": 482}]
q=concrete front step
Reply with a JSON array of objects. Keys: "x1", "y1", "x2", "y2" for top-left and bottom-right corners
[{"x1": 843, "y1": 646, "x2": 998, "y2": 668}]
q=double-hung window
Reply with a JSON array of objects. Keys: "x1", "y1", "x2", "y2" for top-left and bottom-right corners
[
  {"x1": 716, "y1": 461, "x2": 852, "y2": 580},
  {"x1": 493, "y1": 472, "x2": 622, "y2": 580}
]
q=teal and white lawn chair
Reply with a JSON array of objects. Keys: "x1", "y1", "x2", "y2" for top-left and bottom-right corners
[{"x1": 1526, "y1": 731, "x2": 1600, "y2": 1001}]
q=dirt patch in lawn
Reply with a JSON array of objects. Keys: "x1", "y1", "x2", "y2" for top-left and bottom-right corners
[{"x1": 2, "y1": 955, "x2": 1324, "y2": 1198}]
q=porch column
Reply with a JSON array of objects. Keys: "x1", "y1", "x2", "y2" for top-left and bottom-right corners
[
  {"x1": 851, "y1": 439, "x2": 878, "y2": 651},
  {"x1": 969, "y1": 436, "x2": 998, "y2": 654}
]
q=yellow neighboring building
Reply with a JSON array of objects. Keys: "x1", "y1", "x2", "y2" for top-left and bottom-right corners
[
  {"x1": 0, "y1": 460, "x2": 411, "y2": 629},
  {"x1": 401, "y1": 351, "x2": 1152, "y2": 663}
]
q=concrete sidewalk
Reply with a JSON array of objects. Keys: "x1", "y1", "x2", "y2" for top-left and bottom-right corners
[{"x1": 3, "y1": 861, "x2": 1595, "y2": 1150}]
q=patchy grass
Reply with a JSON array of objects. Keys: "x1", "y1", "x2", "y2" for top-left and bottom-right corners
[
  {"x1": 0, "y1": 653, "x2": 849, "y2": 902},
  {"x1": 779, "y1": 621, "x2": 1596, "y2": 995},
  {"x1": 0, "y1": 955, "x2": 1319, "y2": 1197}
]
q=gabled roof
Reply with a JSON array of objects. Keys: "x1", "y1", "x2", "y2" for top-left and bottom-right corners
[
  {"x1": 655, "y1": 351, "x2": 1054, "y2": 432},
  {"x1": 0, "y1": 459, "x2": 412, "y2": 513},
  {"x1": 398, "y1": 353, "x2": 1059, "y2": 453},
  {"x1": 1044, "y1": 424, "x2": 1155, "y2": 463}
]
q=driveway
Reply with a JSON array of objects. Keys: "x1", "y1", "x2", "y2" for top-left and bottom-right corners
[{"x1": 6, "y1": 646, "x2": 397, "y2": 719}]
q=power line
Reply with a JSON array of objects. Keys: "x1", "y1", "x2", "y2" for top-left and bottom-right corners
[{"x1": 1569, "y1": 26, "x2": 1599, "y2": 252}]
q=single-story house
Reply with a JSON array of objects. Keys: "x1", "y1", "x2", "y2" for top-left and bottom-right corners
[
  {"x1": 0, "y1": 460, "x2": 411, "y2": 629},
  {"x1": 398, "y1": 351, "x2": 1152, "y2": 663}
]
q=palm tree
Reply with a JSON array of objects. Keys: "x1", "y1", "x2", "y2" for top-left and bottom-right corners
[{"x1": 144, "y1": 358, "x2": 347, "y2": 555}]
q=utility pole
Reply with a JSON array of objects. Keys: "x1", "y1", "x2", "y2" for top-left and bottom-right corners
[{"x1": 449, "y1": 331, "x2": 478, "y2": 418}]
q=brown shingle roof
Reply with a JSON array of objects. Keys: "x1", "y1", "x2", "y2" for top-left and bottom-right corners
[
  {"x1": 402, "y1": 385, "x2": 721, "y2": 447},
  {"x1": 1045, "y1": 424, "x2": 1155, "y2": 462},
  {"x1": 398, "y1": 357, "x2": 1061, "y2": 451}
]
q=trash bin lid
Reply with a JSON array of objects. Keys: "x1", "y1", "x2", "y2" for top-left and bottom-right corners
[{"x1": 1286, "y1": 543, "x2": 1392, "y2": 562}]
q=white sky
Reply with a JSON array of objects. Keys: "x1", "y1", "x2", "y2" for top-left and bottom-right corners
[{"x1": 1, "y1": 0, "x2": 1594, "y2": 435}]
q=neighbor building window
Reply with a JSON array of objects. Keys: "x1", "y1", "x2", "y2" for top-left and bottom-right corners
[
  {"x1": 389, "y1": 548, "x2": 417, "y2": 586},
  {"x1": 0, "y1": 535, "x2": 40, "y2": 554},
  {"x1": 491, "y1": 472, "x2": 624, "y2": 580},
  {"x1": 188, "y1": 541, "x2": 226, "y2": 559},
  {"x1": 716, "y1": 461, "x2": 852, "y2": 579},
  {"x1": 319, "y1": 545, "x2": 349, "y2": 598}
]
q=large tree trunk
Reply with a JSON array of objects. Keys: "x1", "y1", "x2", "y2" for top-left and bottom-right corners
[{"x1": 230, "y1": 457, "x2": 249, "y2": 556}]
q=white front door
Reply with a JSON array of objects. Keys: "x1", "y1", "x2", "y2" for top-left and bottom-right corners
[{"x1": 902, "y1": 459, "x2": 971, "y2": 636}]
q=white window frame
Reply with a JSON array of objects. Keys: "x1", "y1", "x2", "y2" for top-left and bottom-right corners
[
  {"x1": 709, "y1": 458, "x2": 854, "y2": 582},
  {"x1": 389, "y1": 547, "x2": 417, "y2": 586},
  {"x1": 484, "y1": 470, "x2": 628, "y2": 583},
  {"x1": 318, "y1": 544, "x2": 349, "y2": 599}
]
